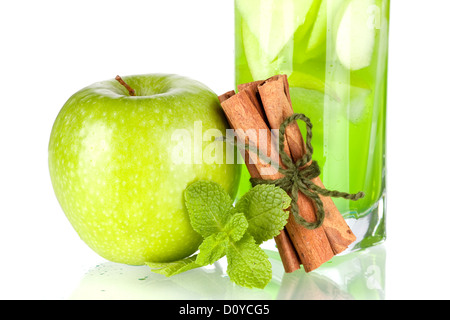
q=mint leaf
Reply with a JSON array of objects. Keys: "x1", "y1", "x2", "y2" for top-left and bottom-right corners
[
  {"x1": 195, "y1": 232, "x2": 229, "y2": 266},
  {"x1": 224, "y1": 212, "x2": 248, "y2": 242},
  {"x1": 184, "y1": 181, "x2": 234, "y2": 238},
  {"x1": 145, "y1": 256, "x2": 201, "y2": 277},
  {"x1": 226, "y1": 234, "x2": 272, "y2": 289},
  {"x1": 148, "y1": 181, "x2": 292, "y2": 289},
  {"x1": 235, "y1": 184, "x2": 291, "y2": 244}
]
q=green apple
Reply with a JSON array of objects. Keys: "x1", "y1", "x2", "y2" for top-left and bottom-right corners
[{"x1": 48, "y1": 74, "x2": 241, "y2": 265}]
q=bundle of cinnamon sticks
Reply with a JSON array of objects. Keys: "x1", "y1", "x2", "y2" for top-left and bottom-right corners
[{"x1": 218, "y1": 75, "x2": 356, "y2": 273}]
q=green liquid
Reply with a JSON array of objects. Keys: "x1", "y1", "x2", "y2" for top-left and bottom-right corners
[{"x1": 235, "y1": 0, "x2": 389, "y2": 222}]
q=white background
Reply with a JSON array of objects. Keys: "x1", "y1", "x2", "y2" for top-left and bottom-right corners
[{"x1": 0, "y1": 0, "x2": 449, "y2": 300}]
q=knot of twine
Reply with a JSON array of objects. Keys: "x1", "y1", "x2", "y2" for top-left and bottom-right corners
[{"x1": 248, "y1": 113, "x2": 365, "y2": 230}]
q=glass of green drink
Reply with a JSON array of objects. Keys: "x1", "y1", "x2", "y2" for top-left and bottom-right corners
[{"x1": 235, "y1": 0, "x2": 390, "y2": 250}]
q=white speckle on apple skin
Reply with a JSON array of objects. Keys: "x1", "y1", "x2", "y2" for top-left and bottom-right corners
[{"x1": 49, "y1": 74, "x2": 241, "y2": 265}]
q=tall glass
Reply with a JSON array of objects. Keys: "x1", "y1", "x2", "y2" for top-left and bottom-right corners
[{"x1": 235, "y1": 0, "x2": 389, "y2": 250}]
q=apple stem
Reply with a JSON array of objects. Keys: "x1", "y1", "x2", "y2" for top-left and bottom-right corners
[{"x1": 115, "y1": 75, "x2": 136, "y2": 96}]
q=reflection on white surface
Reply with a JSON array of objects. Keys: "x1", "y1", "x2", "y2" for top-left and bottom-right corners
[{"x1": 70, "y1": 245, "x2": 385, "y2": 300}]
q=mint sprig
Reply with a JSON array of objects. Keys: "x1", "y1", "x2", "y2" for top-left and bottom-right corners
[
  {"x1": 146, "y1": 181, "x2": 291, "y2": 289},
  {"x1": 235, "y1": 184, "x2": 292, "y2": 244}
]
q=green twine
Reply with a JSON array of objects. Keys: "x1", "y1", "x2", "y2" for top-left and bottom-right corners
[{"x1": 236, "y1": 113, "x2": 365, "y2": 230}]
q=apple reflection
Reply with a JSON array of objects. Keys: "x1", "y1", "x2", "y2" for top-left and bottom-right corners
[{"x1": 70, "y1": 245, "x2": 385, "y2": 300}]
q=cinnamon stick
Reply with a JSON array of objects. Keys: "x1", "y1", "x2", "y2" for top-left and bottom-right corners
[
  {"x1": 274, "y1": 228, "x2": 301, "y2": 273},
  {"x1": 219, "y1": 91, "x2": 301, "y2": 273},
  {"x1": 219, "y1": 74, "x2": 357, "y2": 273},
  {"x1": 237, "y1": 81, "x2": 268, "y2": 125},
  {"x1": 257, "y1": 75, "x2": 356, "y2": 254},
  {"x1": 218, "y1": 91, "x2": 266, "y2": 180},
  {"x1": 218, "y1": 90, "x2": 236, "y2": 103},
  {"x1": 220, "y1": 92, "x2": 279, "y2": 177},
  {"x1": 220, "y1": 87, "x2": 335, "y2": 273}
]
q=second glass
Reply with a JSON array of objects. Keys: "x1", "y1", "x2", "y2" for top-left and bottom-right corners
[{"x1": 235, "y1": 0, "x2": 390, "y2": 250}]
